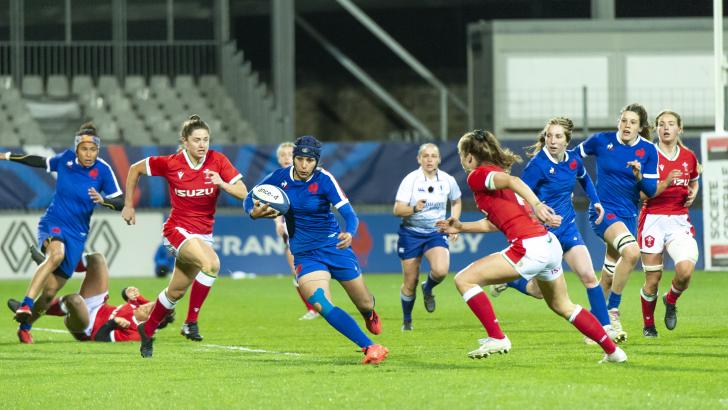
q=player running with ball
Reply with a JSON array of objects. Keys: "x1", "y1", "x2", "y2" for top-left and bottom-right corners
[{"x1": 245, "y1": 135, "x2": 388, "y2": 365}]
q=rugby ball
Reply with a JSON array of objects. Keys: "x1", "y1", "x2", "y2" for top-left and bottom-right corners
[{"x1": 251, "y1": 184, "x2": 290, "y2": 214}]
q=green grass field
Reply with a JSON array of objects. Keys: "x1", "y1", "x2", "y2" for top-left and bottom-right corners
[{"x1": 1, "y1": 272, "x2": 727, "y2": 409}]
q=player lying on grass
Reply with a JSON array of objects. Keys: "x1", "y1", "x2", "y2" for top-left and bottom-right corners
[
  {"x1": 8, "y1": 246, "x2": 174, "y2": 342},
  {"x1": 1, "y1": 123, "x2": 123, "y2": 344}
]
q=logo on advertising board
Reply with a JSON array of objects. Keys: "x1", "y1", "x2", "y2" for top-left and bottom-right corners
[
  {"x1": 1, "y1": 221, "x2": 35, "y2": 274},
  {"x1": 86, "y1": 220, "x2": 121, "y2": 267}
]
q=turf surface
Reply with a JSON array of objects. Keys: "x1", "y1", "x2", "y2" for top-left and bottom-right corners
[{"x1": 1, "y1": 272, "x2": 727, "y2": 409}]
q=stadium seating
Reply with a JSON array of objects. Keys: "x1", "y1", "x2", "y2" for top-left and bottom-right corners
[{"x1": 0, "y1": 73, "x2": 258, "y2": 147}]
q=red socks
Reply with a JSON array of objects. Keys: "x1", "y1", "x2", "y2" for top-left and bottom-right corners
[
  {"x1": 640, "y1": 288, "x2": 657, "y2": 327},
  {"x1": 463, "y1": 287, "x2": 505, "y2": 340},
  {"x1": 145, "y1": 291, "x2": 175, "y2": 338},
  {"x1": 570, "y1": 306, "x2": 616, "y2": 354},
  {"x1": 186, "y1": 272, "x2": 216, "y2": 324},
  {"x1": 665, "y1": 280, "x2": 685, "y2": 305},
  {"x1": 45, "y1": 298, "x2": 65, "y2": 316}
]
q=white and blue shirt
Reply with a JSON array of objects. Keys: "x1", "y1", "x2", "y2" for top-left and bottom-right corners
[
  {"x1": 395, "y1": 168, "x2": 461, "y2": 234},
  {"x1": 521, "y1": 148, "x2": 599, "y2": 227},
  {"x1": 42, "y1": 149, "x2": 122, "y2": 238},
  {"x1": 246, "y1": 166, "x2": 351, "y2": 254},
  {"x1": 578, "y1": 131, "x2": 659, "y2": 217}
]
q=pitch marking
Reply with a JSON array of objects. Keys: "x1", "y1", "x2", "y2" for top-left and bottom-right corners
[{"x1": 201, "y1": 343, "x2": 301, "y2": 356}]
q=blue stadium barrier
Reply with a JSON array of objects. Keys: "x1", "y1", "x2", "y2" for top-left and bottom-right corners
[{"x1": 213, "y1": 210, "x2": 705, "y2": 275}]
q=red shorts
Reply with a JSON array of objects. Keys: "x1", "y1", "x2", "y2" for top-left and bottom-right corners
[{"x1": 162, "y1": 225, "x2": 215, "y2": 257}]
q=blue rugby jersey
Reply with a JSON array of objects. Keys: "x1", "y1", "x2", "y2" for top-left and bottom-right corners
[
  {"x1": 578, "y1": 131, "x2": 658, "y2": 217},
  {"x1": 245, "y1": 166, "x2": 352, "y2": 254},
  {"x1": 521, "y1": 148, "x2": 599, "y2": 226},
  {"x1": 43, "y1": 149, "x2": 123, "y2": 238}
]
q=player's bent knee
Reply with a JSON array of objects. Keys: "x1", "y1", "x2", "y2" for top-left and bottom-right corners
[
  {"x1": 307, "y1": 288, "x2": 334, "y2": 316},
  {"x1": 666, "y1": 237, "x2": 699, "y2": 265},
  {"x1": 642, "y1": 263, "x2": 663, "y2": 273},
  {"x1": 612, "y1": 232, "x2": 637, "y2": 256},
  {"x1": 63, "y1": 294, "x2": 84, "y2": 311}
]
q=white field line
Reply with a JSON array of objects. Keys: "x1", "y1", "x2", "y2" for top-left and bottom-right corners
[
  {"x1": 200, "y1": 343, "x2": 301, "y2": 356},
  {"x1": 31, "y1": 327, "x2": 68, "y2": 334}
]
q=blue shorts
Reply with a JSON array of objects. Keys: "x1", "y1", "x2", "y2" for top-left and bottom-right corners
[
  {"x1": 294, "y1": 246, "x2": 362, "y2": 282},
  {"x1": 589, "y1": 205, "x2": 637, "y2": 241},
  {"x1": 397, "y1": 227, "x2": 448, "y2": 260},
  {"x1": 550, "y1": 222, "x2": 585, "y2": 253},
  {"x1": 37, "y1": 220, "x2": 85, "y2": 279}
]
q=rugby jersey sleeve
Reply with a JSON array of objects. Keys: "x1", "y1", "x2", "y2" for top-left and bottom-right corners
[
  {"x1": 145, "y1": 155, "x2": 168, "y2": 177},
  {"x1": 97, "y1": 159, "x2": 123, "y2": 198},
  {"x1": 638, "y1": 144, "x2": 659, "y2": 197},
  {"x1": 217, "y1": 152, "x2": 243, "y2": 185},
  {"x1": 46, "y1": 150, "x2": 71, "y2": 173},
  {"x1": 689, "y1": 151, "x2": 700, "y2": 181},
  {"x1": 578, "y1": 132, "x2": 601, "y2": 158},
  {"x1": 447, "y1": 174, "x2": 462, "y2": 201},
  {"x1": 520, "y1": 158, "x2": 543, "y2": 192},
  {"x1": 395, "y1": 172, "x2": 415, "y2": 203},
  {"x1": 320, "y1": 169, "x2": 349, "y2": 209},
  {"x1": 467, "y1": 166, "x2": 499, "y2": 192},
  {"x1": 575, "y1": 156, "x2": 599, "y2": 204}
]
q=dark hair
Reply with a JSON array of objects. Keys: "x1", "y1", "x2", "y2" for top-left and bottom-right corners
[
  {"x1": 620, "y1": 103, "x2": 651, "y2": 141},
  {"x1": 526, "y1": 117, "x2": 574, "y2": 158},
  {"x1": 76, "y1": 121, "x2": 98, "y2": 137},
  {"x1": 654, "y1": 109, "x2": 686, "y2": 148},
  {"x1": 458, "y1": 129, "x2": 522, "y2": 171},
  {"x1": 179, "y1": 114, "x2": 210, "y2": 143}
]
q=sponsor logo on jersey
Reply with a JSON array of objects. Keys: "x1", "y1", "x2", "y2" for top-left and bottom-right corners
[
  {"x1": 89, "y1": 168, "x2": 99, "y2": 179},
  {"x1": 549, "y1": 167, "x2": 555, "y2": 174},
  {"x1": 635, "y1": 148, "x2": 645, "y2": 158},
  {"x1": 174, "y1": 188, "x2": 214, "y2": 197},
  {"x1": 308, "y1": 182, "x2": 319, "y2": 194},
  {"x1": 569, "y1": 159, "x2": 577, "y2": 170},
  {"x1": 682, "y1": 161, "x2": 688, "y2": 171},
  {"x1": 659, "y1": 164, "x2": 664, "y2": 171},
  {"x1": 607, "y1": 143, "x2": 613, "y2": 151},
  {"x1": 177, "y1": 171, "x2": 184, "y2": 179},
  {"x1": 281, "y1": 181, "x2": 288, "y2": 189}
]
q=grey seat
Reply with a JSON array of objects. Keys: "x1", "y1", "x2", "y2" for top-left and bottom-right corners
[
  {"x1": 47, "y1": 75, "x2": 70, "y2": 98},
  {"x1": 72, "y1": 75, "x2": 94, "y2": 96},
  {"x1": 21, "y1": 76, "x2": 43, "y2": 98}
]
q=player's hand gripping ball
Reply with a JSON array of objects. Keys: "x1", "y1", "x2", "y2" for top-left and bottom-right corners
[{"x1": 251, "y1": 184, "x2": 290, "y2": 214}]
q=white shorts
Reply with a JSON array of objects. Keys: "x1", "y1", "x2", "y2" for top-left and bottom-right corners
[
  {"x1": 501, "y1": 232, "x2": 563, "y2": 281},
  {"x1": 163, "y1": 226, "x2": 215, "y2": 257},
  {"x1": 638, "y1": 214, "x2": 694, "y2": 254},
  {"x1": 83, "y1": 291, "x2": 109, "y2": 337}
]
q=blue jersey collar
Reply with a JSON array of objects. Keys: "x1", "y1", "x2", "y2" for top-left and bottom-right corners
[{"x1": 542, "y1": 147, "x2": 568, "y2": 164}]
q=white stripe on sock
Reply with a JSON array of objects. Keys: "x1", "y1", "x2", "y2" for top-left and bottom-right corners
[
  {"x1": 462, "y1": 286, "x2": 483, "y2": 302},
  {"x1": 568, "y1": 305, "x2": 583, "y2": 323},
  {"x1": 195, "y1": 272, "x2": 216, "y2": 287},
  {"x1": 158, "y1": 289, "x2": 178, "y2": 309},
  {"x1": 400, "y1": 292, "x2": 415, "y2": 302}
]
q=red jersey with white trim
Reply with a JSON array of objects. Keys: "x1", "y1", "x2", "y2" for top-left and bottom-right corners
[
  {"x1": 146, "y1": 149, "x2": 242, "y2": 234},
  {"x1": 641, "y1": 145, "x2": 699, "y2": 215},
  {"x1": 90, "y1": 296, "x2": 150, "y2": 342},
  {"x1": 467, "y1": 165, "x2": 547, "y2": 242}
]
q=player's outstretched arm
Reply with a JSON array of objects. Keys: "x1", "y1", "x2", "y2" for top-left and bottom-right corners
[
  {"x1": 436, "y1": 217, "x2": 497, "y2": 233},
  {"x1": 88, "y1": 187, "x2": 125, "y2": 211},
  {"x1": 492, "y1": 173, "x2": 562, "y2": 227},
  {"x1": 121, "y1": 160, "x2": 148, "y2": 225},
  {"x1": 1, "y1": 152, "x2": 46, "y2": 168}
]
